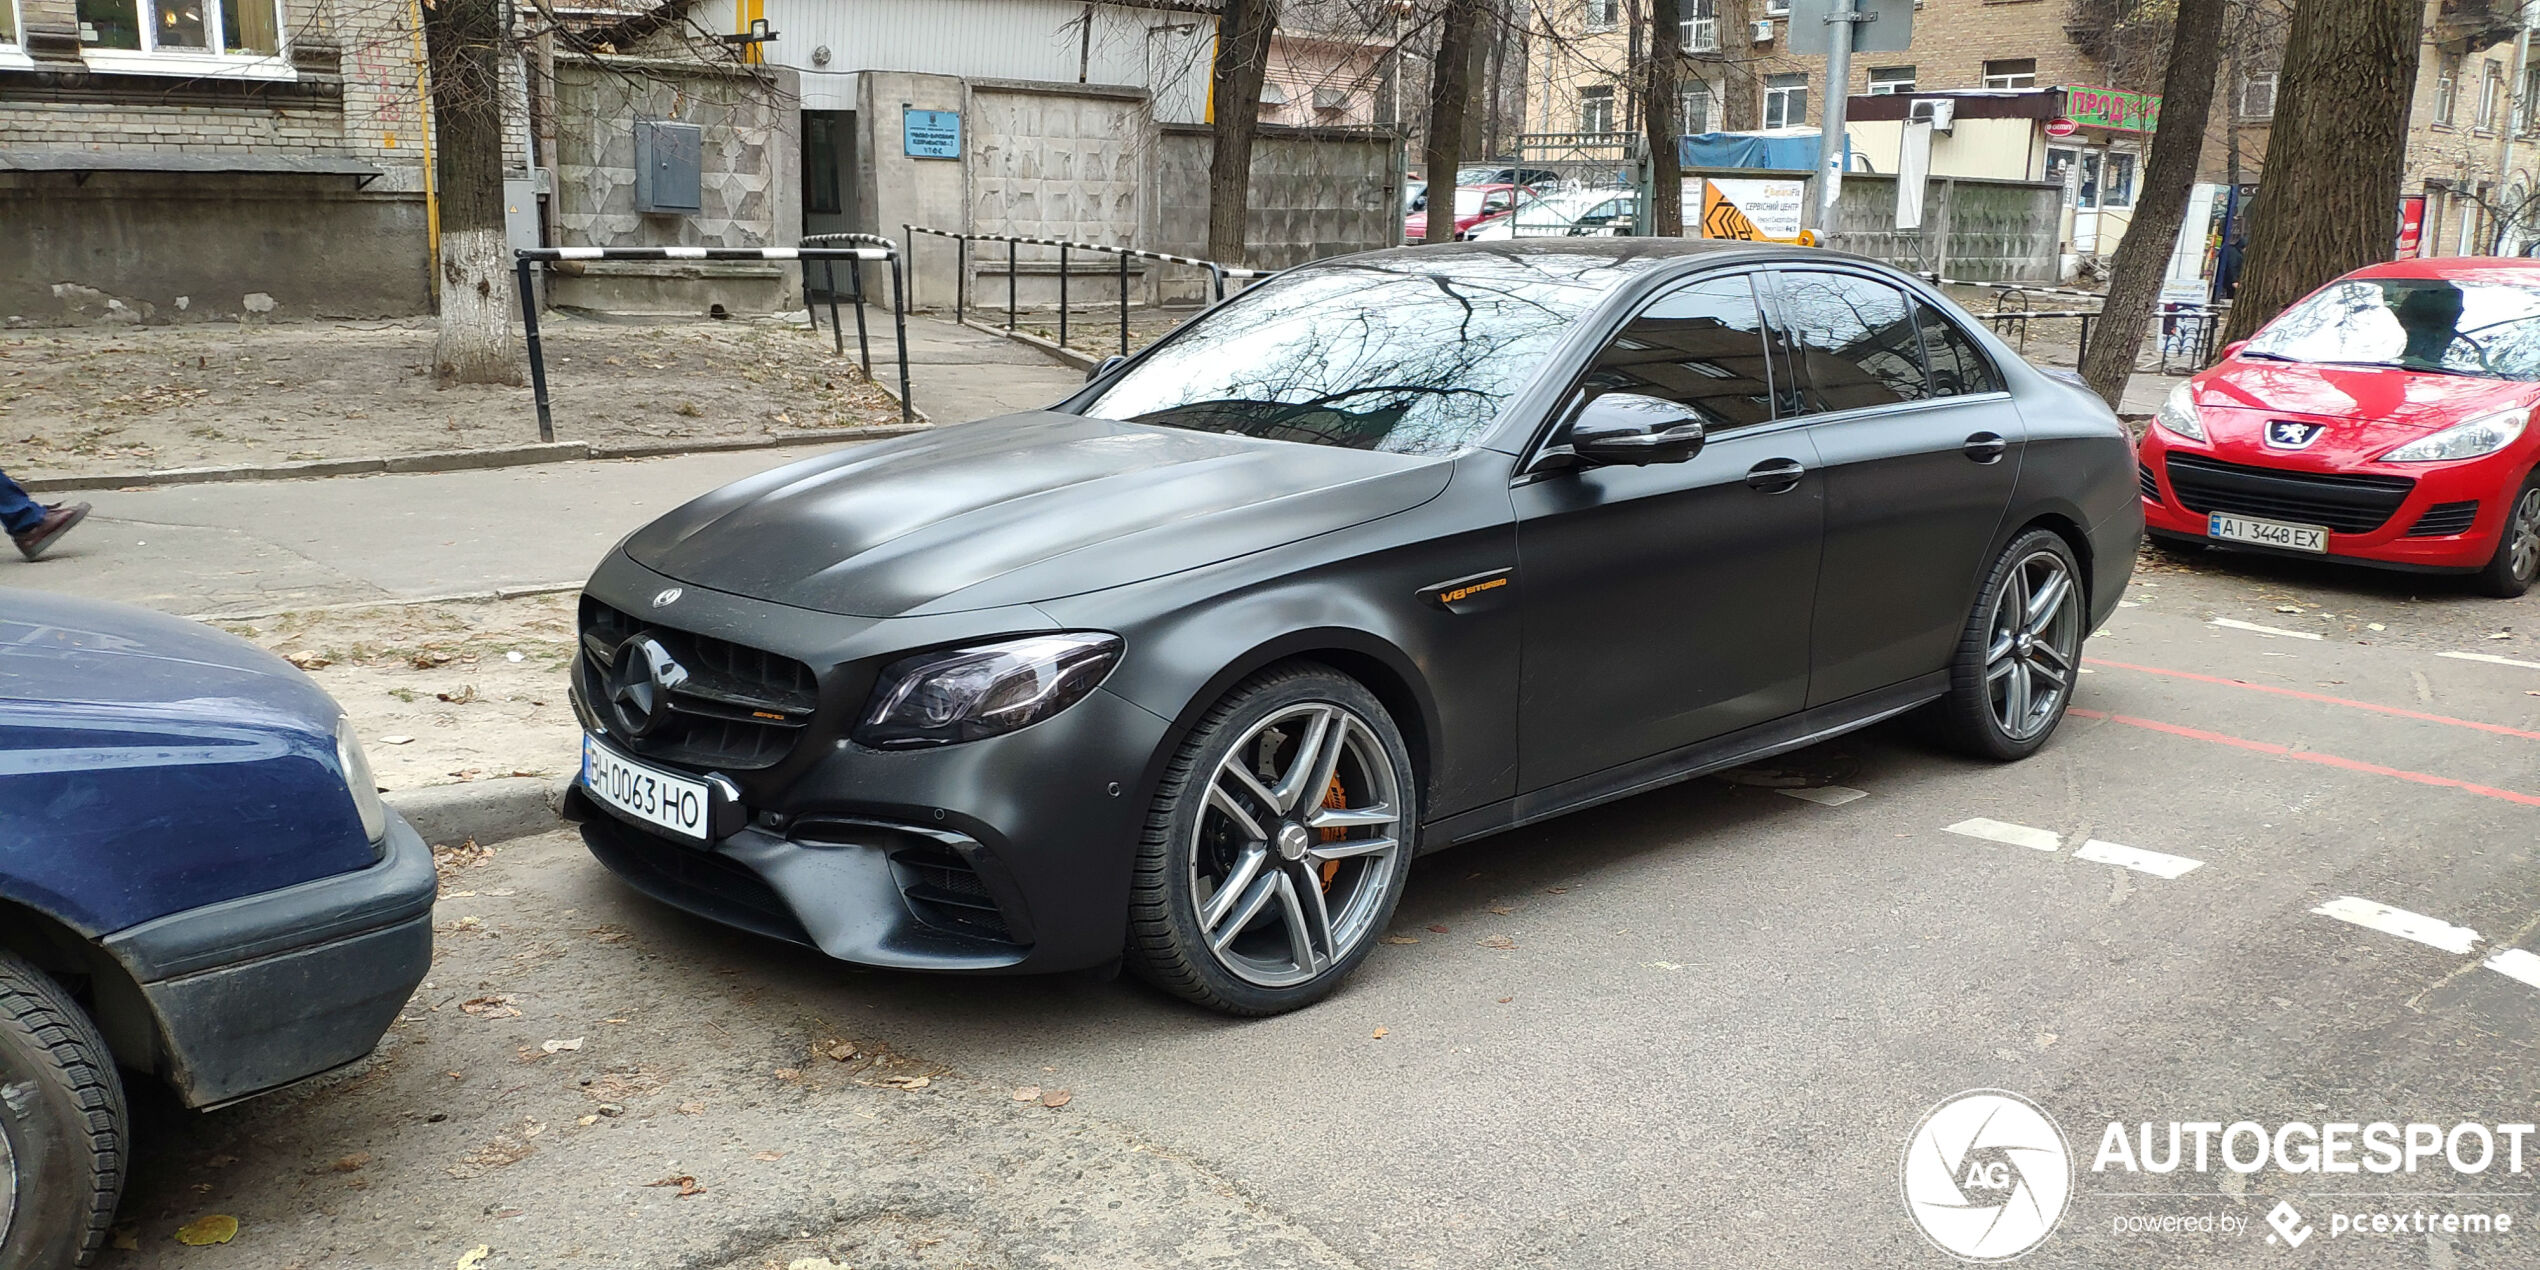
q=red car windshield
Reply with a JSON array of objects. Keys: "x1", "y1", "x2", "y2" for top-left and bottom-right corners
[{"x1": 2245, "y1": 276, "x2": 2540, "y2": 382}]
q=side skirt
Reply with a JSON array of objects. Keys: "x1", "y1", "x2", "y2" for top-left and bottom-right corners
[{"x1": 1421, "y1": 672, "x2": 1947, "y2": 852}]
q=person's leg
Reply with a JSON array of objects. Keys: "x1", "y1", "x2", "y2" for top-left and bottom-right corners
[{"x1": 0, "y1": 469, "x2": 43, "y2": 536}]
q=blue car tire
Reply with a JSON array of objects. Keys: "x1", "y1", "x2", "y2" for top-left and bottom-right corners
[{"x1": 0, "y1": 949, "x2": 125, "y2": 1270}]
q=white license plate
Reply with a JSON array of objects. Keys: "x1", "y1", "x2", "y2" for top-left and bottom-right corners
[
  {"x1": 2208, "y1": 512, "x2": 2329, "y2": 553},
  {"x1": 581, "y1": 734, "x2": 712, "y2": 841}
]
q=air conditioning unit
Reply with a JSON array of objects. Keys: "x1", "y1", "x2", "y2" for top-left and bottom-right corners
[
  {"x1": 1908, "y1": 98, "x2": 1957, "y2": 132},
  {"x1": 1751, "y1": 18, "x2": 1774, "y2": 43}
]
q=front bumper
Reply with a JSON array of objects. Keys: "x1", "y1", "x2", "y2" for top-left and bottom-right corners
[
  {"x1": 2138, "y1": 429, "x2": 2523, "y2": 572},
  {"x1": 101, "y1": 811, "x2": 436, "y2": 1108}
]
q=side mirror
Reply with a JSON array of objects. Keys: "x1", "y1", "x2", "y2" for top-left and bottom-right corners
[
  {"x1": 1564, "y1": 392, "x2": 1707, "y2": 467},
  {"x1": 1087, "y1": 354, "x2": 1127, "y2": 383},
  {"x1": 2220, "y1": 340, "x2": 2249, "y2": 360}
]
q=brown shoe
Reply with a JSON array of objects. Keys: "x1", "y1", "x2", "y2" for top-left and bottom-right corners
[{"x1": 12, "y1": 502, "x2": 90, "y2": 561}]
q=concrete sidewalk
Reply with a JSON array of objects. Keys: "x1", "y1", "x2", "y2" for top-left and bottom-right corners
[{"x1": 844, "y1": 312, "x2": 1087, "y2": 423}]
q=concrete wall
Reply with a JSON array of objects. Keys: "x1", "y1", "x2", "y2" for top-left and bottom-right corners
[
  {"x1": 1824, "y1": 174, "x2": 2060, "y2": 284},
  {"x1": 1152, "y1": 122, "x2": 1400, "y2": 274}
]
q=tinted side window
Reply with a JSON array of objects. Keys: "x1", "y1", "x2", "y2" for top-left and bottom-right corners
[
  {"x1": 1916, "y1": 299, "x2": 2005, "y2": 395},
  {"x1": 1773, "y1": 271, "x2": 1929, "y2": 414},
  {"x1": 1577, "y1": 275, "x2": 1778, "y2": 432}
]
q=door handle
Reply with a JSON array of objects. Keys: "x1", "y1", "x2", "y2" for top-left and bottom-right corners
[
  {"x1": 1745, "y1": 459, "x2": 1807, "y2": 493},
  {"x1": 1963, "y1": 432, "x2": 2009, "y2": 464}
]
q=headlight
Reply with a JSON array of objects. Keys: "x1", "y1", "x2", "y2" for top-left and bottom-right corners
[
  {"x1": 2380, "y1": 406, "x2": 2531, "y2": 462},
  {"x1": 855, "y1": 633, "x2": 1123, "y2": 749},
  {"x1": 2155, "y1": 382, "x2": 2206, "y2": 443},
  {"x1": 335, "y1": 715, "x2": 389, "y2": 845}
]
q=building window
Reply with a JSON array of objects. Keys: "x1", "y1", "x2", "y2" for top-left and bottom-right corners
[
  {"x1": 1680, "y1": 0, "x2": 1716, "y2": 52},
  {"x1": 1585, "y1": 0, "x2": 1618, "y2": 32},
  {"x1": 1982, "y1": 58, "x2": 2037, "y2": 90},
  {"x1": 2101, "y1": 152, "x2": 2137, "y2": 207},
  {"x1": 1580, "y1": 84, "x2": 1616, "y2": 135},
  {"x1": 2240, "y1": 71, "x2": 2276, "y2": 120},
  {"x1": 2524, "y1": 65, "x2": 2540, "y2": 134},
  {"x1": 76, "y1": 0, "x2": 279, "y2": 55},
  {"x1": 2437, "y1": 52, "x2": 2462, "y2": 126},
  {"x1": 1867, "y1": 66, "x2": 1916, "y2": 95},
  {"x1": 1764, "y1": 72, "x2": 1808, "y2": 128},
  {"x1": 1, "y1": 0, "x2": 16, "y2": 46},
  {"x1": 1679, "y1": 83, "x2": 1711, "y2": 134},
  {"x1": 2480, "y1": 60, "x2": 2505, "y2": 130}
]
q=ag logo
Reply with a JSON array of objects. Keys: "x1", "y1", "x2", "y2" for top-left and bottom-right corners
[{"x1": 1902, "y1": 1089, "x2": 2072, "y2": 1262}]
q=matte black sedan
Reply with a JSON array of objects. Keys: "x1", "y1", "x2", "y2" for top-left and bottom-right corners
[{"x1": 564, "y1": 241, "x2": 2140, "y2": 1015}]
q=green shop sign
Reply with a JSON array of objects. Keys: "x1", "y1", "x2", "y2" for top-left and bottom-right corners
[{"x1": 2062, "y1": 85, "x2": 2160, "y2": 132}]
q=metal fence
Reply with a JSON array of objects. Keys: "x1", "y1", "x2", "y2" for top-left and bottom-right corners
[{"x1": 903, "y1": 225, "x2": 1270, "y2": 356}]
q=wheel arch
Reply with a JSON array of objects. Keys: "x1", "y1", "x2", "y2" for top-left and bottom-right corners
[{"x1": 0, "y1": 893, "x2": 162, "y2": 1079}]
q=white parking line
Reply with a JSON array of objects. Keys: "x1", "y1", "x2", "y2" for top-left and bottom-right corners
[
  {"x1": 1779, "y1": 786, "x2": 1869, "y2": 807},
  {"x1": 2438, "y1": 651, "x2": 2540, "y2": 671},
  {"x1": 2209, "y1": 617, "x2": 2326, "y2": 641},
  {"x1": 2485, "y1": 948, "x2": 2540, "y2": 991},
  {"x1": 1946, "y1": 818, "x2": 2062, "y2": 852},
  {"x1": 2309, "y1": 896, "x2": 2482, "y2": 955},
  {"x1": 2073, "y1": 839, "x2": 2205, "y2": 879}
]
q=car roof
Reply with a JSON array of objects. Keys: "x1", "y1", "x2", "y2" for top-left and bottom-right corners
[
  {"x1": 2345, "y1": 256, "x2": 2540, "y2": 284},
  {"x1": 1317, "y1": 237, "x2": 1864, "y2": 274}
]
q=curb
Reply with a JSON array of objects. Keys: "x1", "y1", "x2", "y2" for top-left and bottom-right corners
[
  {"x1": 955, "y1": 317, "x2": 1103, "y2": 371},
  {"x1": 19, "y1": 424, "x2": 932, "y2": 495},
  {"x1": 386, "y1": 776, "x2": 570, "y2": 849}
]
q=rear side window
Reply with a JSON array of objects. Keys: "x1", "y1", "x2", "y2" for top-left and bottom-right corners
[
  {"x1": 1576, "y1": 274, "x2": 1778, "y2": 433},
  {"x1": 1916, "y1": 299, "x2": 2005, "y2": 396},
  {"x1": 1772, "y1": 271, "x2": 1929, "y2": 414}
]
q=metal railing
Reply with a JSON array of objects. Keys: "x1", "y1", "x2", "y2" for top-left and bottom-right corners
[
  {"x1": 903, "y1": 225, "x2": 1269, "y2": 356},
  {"x1": 513, "y1": 244, "x2": 914, "y2": 443},
  {"x1": 800, "y1": 232, "x2": 915, "y2": 413}
]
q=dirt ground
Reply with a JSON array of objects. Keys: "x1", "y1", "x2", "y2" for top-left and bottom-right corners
[
  {"x1": 0, "y1": 315, "x2": 902, "y2": 481},
  {"x1": 215, "y1": 593, "x2": 583, "y2": 793}
]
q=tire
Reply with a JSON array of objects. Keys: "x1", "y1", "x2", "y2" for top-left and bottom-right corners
[
  {"x1": 1126, "y1": 664, "x2": 1419, "y2": 1016},
  {"x1": 0, "y1": 950, "x2": 125, "y2": 1270},
  {"x1": 1934, "y1": 529, "x2": 2088, "y2": 762},
  {"x1": 2472, "y1": 475, "x2": 2540, "y2": 599}
]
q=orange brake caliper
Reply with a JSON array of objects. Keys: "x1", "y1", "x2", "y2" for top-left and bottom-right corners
[{"x1": 1317, "y1": 777, "x2": 1347, "y2": 891}]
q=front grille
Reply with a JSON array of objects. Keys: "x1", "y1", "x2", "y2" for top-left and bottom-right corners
[
  {"x1": 579, "y1": 597, "x2": 819, "y2": 770},
  {"x1": 581, "y1": 816, "x2": 815, "y2": 948},
  {"x1": 2164, "y1": 454, "x2": 2416, "y2": 536},
  {"x1": 890, "y1": 846, "x2": 1016, "y2": 943},
  {"x1": 2408, "y1": 500, "x2": 2481, "y2": 537},
  {"x1": 2138, "y1": 461, "x2": 2162, "y2": 504}
]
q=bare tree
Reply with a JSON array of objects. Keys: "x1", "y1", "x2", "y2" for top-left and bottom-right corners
[
  {"x1": 2221, "y1": 0, "x2": 2424, "y2": 344},
  {"x1": 424, "y1": 0, "x2": 520, "y2": 386},
  {"x1": 2077, "y1": 0, "x2": 2225, "y2": 406},
  {"x1": 1644, "y1": 0, "x2": 1683, "y2": 235},
  {"x1": 1422, "y1": 0, "x2": 1481, "y2": 243},
  {"x1": 1208, "y1": 0, "x2": 1282, "y2": 263}
]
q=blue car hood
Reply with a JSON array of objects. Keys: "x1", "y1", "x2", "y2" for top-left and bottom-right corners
[{"x1": 0, "y1": 588, "x2": 338, "y2": 725}]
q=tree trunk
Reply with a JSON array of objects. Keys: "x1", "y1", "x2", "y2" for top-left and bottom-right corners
[
  {"x1": 1206, "y1": 0, "x2": 1279, "y2": 264},
  {"x1": 2219, "y1": 0, "x2": 2422, "y2": 345},
  {"x1": 1422, "y1": 0, "x2": 1479, "y2": 245},
  {"x1": 2077, "y1": 0, "x2": 2226, "y2": 407},
  {"x1": 1716, "y1": 0, "x2": 1758, "y2": 131},
  {"x1": 424, "y1": 0, "x2": 520, "y2": 387},
  {"x1": 1645, "y1": 0, "x2": 1683, "y2": 236}
]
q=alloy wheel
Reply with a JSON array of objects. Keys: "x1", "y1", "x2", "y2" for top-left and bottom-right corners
[
  {"x1": 1985, "y1": 550, "x2": 2082, "y2": 742},
  {"x1": 0, "y1": 1115, "x2": 16, "y2": 1249},
  {"x1": 2511, "y1": 486, "x2": 2540, "y2": 584},
  {"x1": 1189, "y1": 703, "x2": 1405, "y2": 988}
]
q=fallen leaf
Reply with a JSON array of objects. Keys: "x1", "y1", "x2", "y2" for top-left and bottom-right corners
[
  {"x1": 2367, "y1": 622, "x2": 2387, "y2": 631},
  {"x1": 331, "y1": 1152, "x2": 370, "y2": 1173},
  {"x1": 380, "y1": 734, "x2": 416, "y2": 746},
  {"x1": 1543, "y1": 886, "x2": 1570, "y2": 894},
  {"x1": 645, "y1": 1174, "x2": 707, "y2": 1197},
  {"x1": 111, "y1": 1226, "x2": 140, "y2": 1252},
  {"x1": 283, "y1": 651, "x2": 330, "y2": 669},
  {"x1": 1381, "y1": 934, "x2": 1418, "y2": 945},
  {"x1": 174, "y1": 1215, "x2": 239, "y2": 1246},
  {"x1": 1012, "y1": 1085, "x2": 1041, "y2": 1101},
  {"x1": 2035, "y1": 1031, "x2": 2060, "y2": 1050},
  {"x1": 826, "y1": 1042, "x2": 857, "y2": 1061},
  {"x1": 576, "y1": 1114, "x2": 598, "y2": 1126},
  {"x1": 774, "y1": 1068, "x2": 802, "y2": 1081},
  {"x1": 880, "y1": 1075, "x2": 931, "y2": 1091},
  {"x1": 1425, "y1": 923, "x2": 1449, "y2": 934},
  {"x1": 1371, "y1": 1026, "x2": 1389, "y2": 1039},
  {"x1": 790, "y1": 1259, "x2": 851, "y2": 1270},
  {"x1": 2275, "y1": 605, "x2": 2303, "y2": 614},
  {"x1": 1497, "y1": 996, "x2": 1514, "y2": 1004},
  {"x1": 676, "y1": 1101, "x2": 705, "y2": 1115},
  {"x1": 1479, "y1": 934, "x2": 1517, "y2": 950},
  {"x1": 456, "y1": 1245, "x2": 492, "y2": 1270},
  {"x1": 1646, "y1": 960, "x2": 1685, "y2": 971},
  {"x1": 1041, "y1": 1089, "x2": 1072, "y2": 1108},
  {"x1": 752, "y1": 1149, "x2": 786, "y2": 1162},
  {"x1": 1487, "y1": 904, "x2": 1514, "y2": 916},
  {"x1": 522, "y1": 1121, "x2": 546, "y2": 1138},
  {"x1": 2491, "y1": 631, "x2": 2516, "y2": 640},
  {"x1": 541, "y1": 1037, "x2": 583, "y2": 1054}
]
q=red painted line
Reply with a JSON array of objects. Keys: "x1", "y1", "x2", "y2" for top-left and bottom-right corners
[
  {"x1": 2068, "y1": 707, "x2": 2540, "y2": 808},
  {"x1": 2084, "y1": 657, "x2": 2540, "y2": 743}
]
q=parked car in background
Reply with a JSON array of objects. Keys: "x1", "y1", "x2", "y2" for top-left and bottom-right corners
[
  {"x1": 563, "y1": 239, "x2": 2138, "y2": 1020},
  {"x1": 1403, "y1": 184, "x2": 1543, "y2": 242},
  {"x1": 1455, "y1": 164, "x2": 1563, "y2": 191},
  {"x1": 2140, "y1": 257, "x2": 2540, "y2": 596},
  {"x1": 1405, "y1": 178, "x2": 1426, "y2": 213},
  {"x1": 0, "y1": 590, "x2": 433, "y2": 1269},
  {"x1": 1465, "y1": 188, "x2": 1638, "y2": 241}
]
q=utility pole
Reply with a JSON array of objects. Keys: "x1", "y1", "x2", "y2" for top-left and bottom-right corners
[{"x1": 1813, "y1": 0, "x2": 1866, "y2": 230}]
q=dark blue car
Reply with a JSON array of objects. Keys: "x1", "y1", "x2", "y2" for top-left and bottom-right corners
[{"x1": 0, "y1": 589, "x2": 435, "y2": 1268}]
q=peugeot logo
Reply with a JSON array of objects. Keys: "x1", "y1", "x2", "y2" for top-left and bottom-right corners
[
  {"x1": 2265, "y1": 420, "x2": 2326, "y2": 450},
  {"x1": 652, "y1": 587, "x2": 684, "y2": 608},
  {"x1": 605, "y1": 636, "x2": 690, "y2": 738}
]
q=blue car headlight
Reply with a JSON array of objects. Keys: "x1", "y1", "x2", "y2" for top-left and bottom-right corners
[
  {"x1": 855, "y1": 633, "x2": 1123, "y2": 749},
  {"x1": 335, "y1": 715, "x2": 389, "y2": 847}
]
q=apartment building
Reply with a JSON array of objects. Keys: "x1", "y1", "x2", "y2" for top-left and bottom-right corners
[{"x1": 2404, "y1": 0, "x2": 2539, "y2": 256}]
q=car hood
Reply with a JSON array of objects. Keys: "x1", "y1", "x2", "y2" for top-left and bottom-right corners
[
  {"x1": 623, "y1": 412, "x2": 1454, "y2": 617},
  {"x1": 2196, "y1": 359, "x2": 2540, "y2": 453},
  {"x1": 0, "y1": 588, "x2": 339, "y2": 727}
]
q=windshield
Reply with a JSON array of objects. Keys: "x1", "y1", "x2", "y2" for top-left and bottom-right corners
[
  {"x1": 2247, "y1": 276, "x2": 2540, "y2": 381},
  {"x1": 1454, "y1": 190, "x2": 1492, "y2": 215},
  {"x1": 1081, "y1": 251, "x2": 1659, "y2": 455}
]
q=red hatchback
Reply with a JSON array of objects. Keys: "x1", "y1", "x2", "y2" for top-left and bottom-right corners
[{"x1": 2140, "y1": 257, "x2": 2540, "y2": 596}]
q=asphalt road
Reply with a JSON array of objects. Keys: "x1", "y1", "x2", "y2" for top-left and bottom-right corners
[{"x1": 87, "y1": 544, "x2": 2540, "y2": 1268}]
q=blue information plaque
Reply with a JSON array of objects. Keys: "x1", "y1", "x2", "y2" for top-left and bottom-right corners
[{"x1": 904, "y1": 109, "x2": 961, "y2": 159}]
